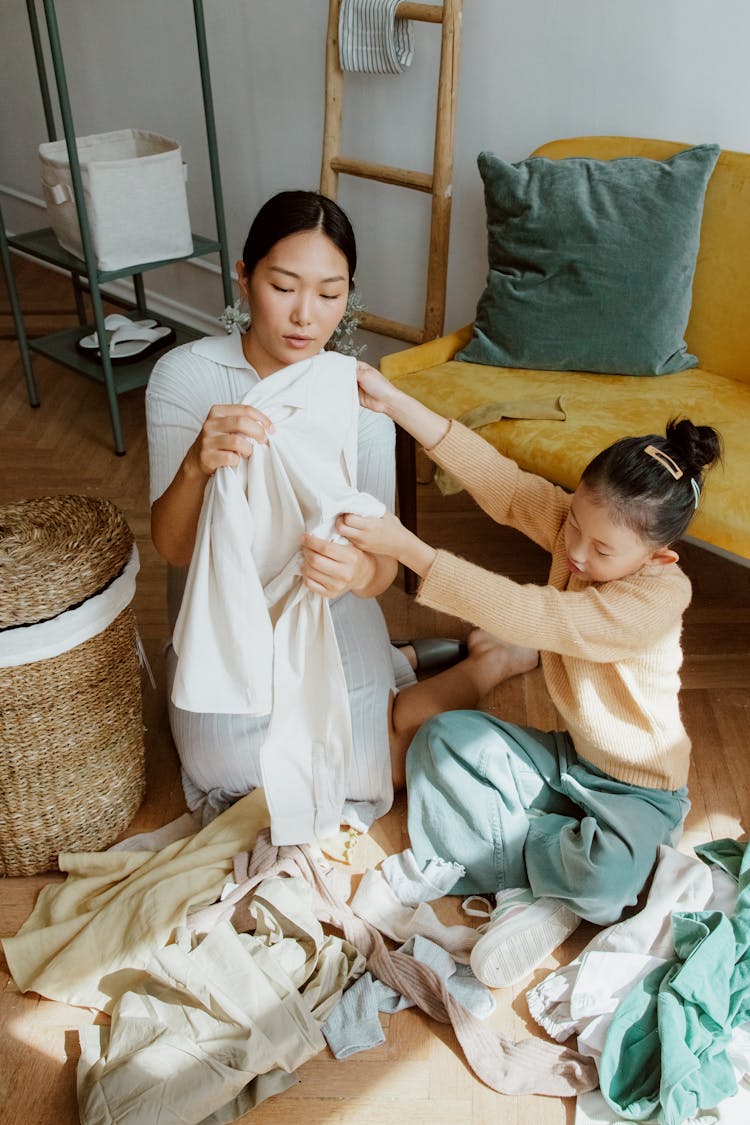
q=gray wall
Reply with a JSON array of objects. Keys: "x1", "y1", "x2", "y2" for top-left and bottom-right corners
[{"x1": 2, "y1": 1, "x2": 748, "y2": 364}]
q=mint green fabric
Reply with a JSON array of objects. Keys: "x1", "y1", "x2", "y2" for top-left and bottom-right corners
[
  {"x1": 404, "y1": 710, "x2": 688, "y2": 923},
  {"x1": 457, "y1": 144, "x2": 719, "y2": 376},
  {"x1": 695, "y1": 837, "x2": 745, "y2": 883},
  {"x1": 598, "y1": 838, "x2": 750, "y2": 1124}
]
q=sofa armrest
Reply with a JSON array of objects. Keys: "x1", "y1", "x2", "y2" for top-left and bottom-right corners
[{"x1": 380, "y1": 324, "x2": 473, "y2": 380}]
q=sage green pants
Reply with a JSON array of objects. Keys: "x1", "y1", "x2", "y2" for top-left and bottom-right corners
[{"x1": 405, "y1": 710, "x2": 690, "y2": 925}]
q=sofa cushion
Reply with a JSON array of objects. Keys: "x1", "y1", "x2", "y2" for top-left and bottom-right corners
[
  {"x1": 458, "y1": 144, "x2": 720, "y2": 376},
  {"x1": 389, "y1": 359, "x2": 749, "y2": 560}
]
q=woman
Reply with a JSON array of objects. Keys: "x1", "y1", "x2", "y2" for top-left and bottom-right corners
[{"x1": 146, "y1": 190, "x2": 514, "y2": 835}]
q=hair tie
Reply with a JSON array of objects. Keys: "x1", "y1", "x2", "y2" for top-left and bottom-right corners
[{"x1": 690, "y1": 477, "x2": 701, "y2": 509}]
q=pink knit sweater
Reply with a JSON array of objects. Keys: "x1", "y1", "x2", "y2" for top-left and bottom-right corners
[{"x1": 419, "y1": 422, "x2": 692, "y2": 790}]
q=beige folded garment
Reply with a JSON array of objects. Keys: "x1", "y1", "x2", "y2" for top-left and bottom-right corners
[{"x1": 2, "y1": 788, "x2": 270, "y2": 1011}]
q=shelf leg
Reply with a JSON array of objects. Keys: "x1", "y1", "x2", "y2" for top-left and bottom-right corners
[
  {"x1": 89, "y1": 288, "x2": 126, "y2": 454},
  {"x1": 132, "y1": 273, "x2": 148, "y2": 318},
  {"x1": 71, "y1": 271, "x2": 88, "y2": 324},
  {"x1": 42, "y1": 0, "x2": 126, "y2": 454},
  {"x1": 0, "y1": 205, "x2": 40, "y2": 408},
  {"x1": 26, "y1": 0, "x2": 57, "y2": 142},
  {"x1": 193, "y1": 0, "x2": 234, "y2": 305}
]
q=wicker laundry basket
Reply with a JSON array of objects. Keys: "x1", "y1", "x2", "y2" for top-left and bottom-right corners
[{"x1": 0, "y1": 495, "x2": 146, "y2": 876}]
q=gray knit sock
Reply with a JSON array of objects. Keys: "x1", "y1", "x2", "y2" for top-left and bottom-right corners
[{"x1": 321, "y1": 972, "x2": 386, "y2": 1059}]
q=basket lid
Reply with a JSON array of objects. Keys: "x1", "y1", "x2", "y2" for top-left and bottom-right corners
[{"x1": 0, "y1": 495, "x2": 134, "y2": 629}]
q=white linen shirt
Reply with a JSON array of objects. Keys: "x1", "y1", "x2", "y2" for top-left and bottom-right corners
[{"x1": 169, "y1": 344, "x2": 384, "y2": 845}]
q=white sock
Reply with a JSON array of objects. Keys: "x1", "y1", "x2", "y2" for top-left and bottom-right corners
[
  {"x1": 351, "y1": 868, "x2": 479, "y2": 963},
  {"x1": 381, "y1": 848, "x2": 465, "y2": 906}
]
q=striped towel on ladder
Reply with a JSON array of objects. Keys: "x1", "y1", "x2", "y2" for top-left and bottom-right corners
[{"x1": 338, "y1": 0, "x2": 415, "y2": 74}]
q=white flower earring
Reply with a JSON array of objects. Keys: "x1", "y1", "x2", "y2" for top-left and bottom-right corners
[
  {"x1": 326, "y1": 290, "x2": 366, "y2": 357},
  {"x1": 218, "y1": 297, "x2": 251, "y2": 334}
]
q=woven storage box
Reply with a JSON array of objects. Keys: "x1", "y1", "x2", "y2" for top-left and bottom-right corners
[
  {"x1": 0, "y1": 496, "x2": 146, "y2": 876},
  {"x1": 39, "y1": 128, "x2": 193, "y2": 271}
]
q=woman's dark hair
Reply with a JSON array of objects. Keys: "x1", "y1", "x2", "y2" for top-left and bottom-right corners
[
  {"x1": 580, "y1": 417, "x2": 723, "y2": 546},
  {"x1": 242, "y1": 190, "x2": 356, "y2": 287}
]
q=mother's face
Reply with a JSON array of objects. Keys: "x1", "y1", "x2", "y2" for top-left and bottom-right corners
[{"x1": 237, "y1": 229, "x2": 350, "y2": 378}]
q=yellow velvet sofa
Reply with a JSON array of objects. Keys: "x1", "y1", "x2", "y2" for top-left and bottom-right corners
[{"x1": 381, "y1": 137, "x2": 750, "y2": 568}]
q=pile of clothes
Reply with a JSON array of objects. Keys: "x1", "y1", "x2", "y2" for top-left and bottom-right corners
[{"x1": 3, "y1": 790, "x2": 749, "y2": 1125}]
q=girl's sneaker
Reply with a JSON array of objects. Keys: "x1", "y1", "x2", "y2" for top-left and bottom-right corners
[{"x1": 464, "y1": 888, "x2": 581, "y2": 987}]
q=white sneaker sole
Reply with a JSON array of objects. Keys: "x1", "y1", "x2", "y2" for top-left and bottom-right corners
[{"x1": 470, "y1": 899, "x2": 581, "y2": 987}]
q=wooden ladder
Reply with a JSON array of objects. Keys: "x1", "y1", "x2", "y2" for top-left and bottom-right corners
[{"x1": 320, "y1": 0, "x2": 463, "y2": 346}]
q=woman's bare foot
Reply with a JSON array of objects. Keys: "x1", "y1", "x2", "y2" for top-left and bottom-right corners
[{"x1": 463, "y1": 628, "x2": 539, "y2": 695}]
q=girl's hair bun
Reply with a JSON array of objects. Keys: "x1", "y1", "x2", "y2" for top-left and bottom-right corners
[{"x1": 665, "y1": 417, "x2": 723, "y2": 478}]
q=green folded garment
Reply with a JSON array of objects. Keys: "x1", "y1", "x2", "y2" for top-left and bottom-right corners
[
  {"x1": 433, "y1": 396, "x2": 567, "y2": 495},
  {"x1": 599, "y1": 837, "x2": 750, "y2": 1125}
]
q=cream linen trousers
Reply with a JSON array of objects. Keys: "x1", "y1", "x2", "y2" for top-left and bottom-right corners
[{"x1": 171, "y1": 352, "x2": 385, "y2": 845}]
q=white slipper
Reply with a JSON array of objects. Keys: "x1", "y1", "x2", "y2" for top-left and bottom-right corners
[
  {"x1": 76, "y1": 319, "x2": 175, "y2": 365},
  {"x1": 76, "y1": 315, "x2": 157, "y2": 354}
]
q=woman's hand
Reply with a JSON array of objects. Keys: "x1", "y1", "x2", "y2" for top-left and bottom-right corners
[
  {"x1": 185, "y1": 403, "x2": 276, "y2": 479},
  {"x1": 300, "y1": 533, "x2": 379, "y2": 597},
  {"x1": 151, "y1": 403, "x2": 275, "y2": 567},
  {"x1": 337, "y1": 511, "x2": 438, "y2": 577}
]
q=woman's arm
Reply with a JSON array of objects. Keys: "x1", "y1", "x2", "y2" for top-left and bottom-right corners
[{"x1": 151, "y1": 402, "x2": 275, "y2": 567}]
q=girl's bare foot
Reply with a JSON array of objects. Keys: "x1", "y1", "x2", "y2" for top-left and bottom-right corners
[
  {"x1": 389, "y1": 630, "x2": 539, "y2": 788},
  {"x1": 464, "y1": 628, "x2": 539, "y2": 695}
]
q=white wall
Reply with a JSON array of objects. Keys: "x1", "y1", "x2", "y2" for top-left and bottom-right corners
[{"x1": 2, "y1": 1, "x2": 748, "y2": 364}]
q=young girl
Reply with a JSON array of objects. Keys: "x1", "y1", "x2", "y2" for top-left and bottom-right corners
[
  {"x1": 340, "y1": 362, "x2": 722, "y2": 985},
  {"x1": 146, "y1": 191, "x2": 514, "y2": 838}
]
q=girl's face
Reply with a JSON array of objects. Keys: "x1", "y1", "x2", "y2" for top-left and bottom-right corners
[
  {"x1": 237, "y1": 228, "x2": 350, "y2": 378},
  {"x1": 564, "y1": 483, "x2": 677, "y2": 582}
]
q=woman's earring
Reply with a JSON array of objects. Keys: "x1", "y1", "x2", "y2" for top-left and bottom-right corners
[
  {"x1": 218, "y1": 295, "x2": 251, "y2": 334},
  {"x1": 326, "y1": 290, "x2": 366, "y2": 356}
]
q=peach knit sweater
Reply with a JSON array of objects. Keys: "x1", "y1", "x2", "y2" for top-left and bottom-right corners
[{"x1": 419, "y1": 422, "x2": 692, "y2": 790}]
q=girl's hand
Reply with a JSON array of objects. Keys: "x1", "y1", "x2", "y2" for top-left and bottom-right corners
[
  {"x1": 337, "y1": 510, "x2": 409, "y2": 559},
  {"x1": 300, "y1": 534, "x2": 376, "y2": 597},
  {"x1": 186, "y1": 403, "x2": 275, "y2": 478},
  {"x1": 356, "y1": 361, "x2": 451, "y2": 450},
  {"x1": 338, "y1": 511, "x2": 438, "y2": 577},
  {"x1": 356, "y1": 361, "x2": 399, "y2": 416}
]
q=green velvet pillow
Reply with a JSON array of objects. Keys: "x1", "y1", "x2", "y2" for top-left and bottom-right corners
[{"x1": 457, "y1": 143, "x2": 720, "y2": 375}]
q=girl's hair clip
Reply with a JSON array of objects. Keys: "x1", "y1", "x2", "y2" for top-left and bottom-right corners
[{"x1": 643, "y1": 444, "x2": 683, "y2": 479}]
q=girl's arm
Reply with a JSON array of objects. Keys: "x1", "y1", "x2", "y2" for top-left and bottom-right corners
[
  {"x1": 151, "y1": 402, "x2": 275, "y2": 567},
  {"x1": 356, "y1": 361, "x2": 450, "y2": 450},
  {"x1": 356, "y1": 362, "x2": 569, "y2": 552},
  {"x1": 414, "y1": 549, "x2": 691, "y2": 661},
  {"x1": 338, "y1": 510, "x2": 436, "y2": 579},
  {"x1": 342, "y1": 512, "x2": 691, "y2": 661}
]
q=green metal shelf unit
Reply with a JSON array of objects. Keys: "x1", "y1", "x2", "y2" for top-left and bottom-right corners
[{"x1": 1, "y1": 0, "x2": 233, "y2": 453}]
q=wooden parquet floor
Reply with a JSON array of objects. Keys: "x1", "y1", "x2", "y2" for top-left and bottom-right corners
[{"x1": 1, "y1": 259, "x2": 749, "y2": 1125}]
